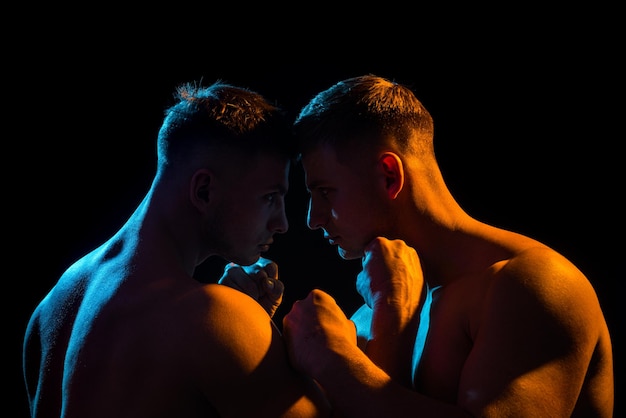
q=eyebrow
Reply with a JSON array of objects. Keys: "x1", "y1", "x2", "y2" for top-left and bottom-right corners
[
  {"x1": 305, "y1": 180, "x2": 325, "y2": 193},
  {"x1": 271, "y1": 184, "x2": 288, "y2": 195}
]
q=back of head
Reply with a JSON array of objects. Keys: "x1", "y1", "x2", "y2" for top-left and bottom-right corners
[
  {"x1": 157, "y1": 81, "x2": 293, "y2": 173},
  {"x1": 294, "y1": 75, "x2": 435, "y2": 159}
]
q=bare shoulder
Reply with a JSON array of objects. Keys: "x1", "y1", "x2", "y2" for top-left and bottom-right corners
[
  {"x1": 179, "y1": 283, "x2": 331, "y2": 417},
  {"x1": 494, "y1": 246, "x2": 603, "y2": 322},
  {"x1": 177, "y1": 283, "x2": 275, "y2": 369},
  {"x1": 480, "y1": 245, "x2": 610, "y2": 373},
  {"x1": 190, "y1": 283, "x2": 275, "y2": 350},
  {"x1": 455, "y1": 246, "x2": 613, "y2": 416}
]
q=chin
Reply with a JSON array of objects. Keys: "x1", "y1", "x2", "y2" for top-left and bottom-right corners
[
  {"x1": 229, "y1": 253, "x2": 260, "y2": 267},
  {"x1": 338, "y1": 247, "x2": 364, "y2": 260}
]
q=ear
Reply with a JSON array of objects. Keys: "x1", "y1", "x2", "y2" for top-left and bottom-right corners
[
  {"x1": 190, "y1": 169, "x2": 212, "y2": 212},
  {"x1": 378, "y1": 152, "x2": 404, "y2": 199}
]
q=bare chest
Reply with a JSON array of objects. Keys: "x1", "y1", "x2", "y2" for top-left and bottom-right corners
[{"x1": 412, "y1": 281, "x2": 485, "y2": 402}]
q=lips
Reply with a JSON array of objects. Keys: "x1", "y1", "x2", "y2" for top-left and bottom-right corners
[
  {"x1": 323, "y1": 233, "x2": 338, "y2": 245},
  {"x1": 261, "y1": 237, "x2": 274, "y2": 247}
]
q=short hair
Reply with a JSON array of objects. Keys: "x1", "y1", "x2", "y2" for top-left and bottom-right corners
[
  {"x1": 294, "y1": 75, "x2": 435, "y2": 158},
  {"x1": 157, "y1": 81, "x2": 293, "y2": 169}
]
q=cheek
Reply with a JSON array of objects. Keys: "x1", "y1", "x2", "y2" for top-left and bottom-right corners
[
  {"x1": 334, "y1": 189, "x2": 372, "y2": 221},
  {"x1": 340, "y1": 195, "x2": 382, "y2": 236},
  {"x1": 219, "y1": 202, "x2": 258, "y2": 231},
  {"x1": 332, "y1": 198, "x2": 361, "y2": 228},
  {"x1": 237, "y1": 207, "x2": 265, "y2": 229}
]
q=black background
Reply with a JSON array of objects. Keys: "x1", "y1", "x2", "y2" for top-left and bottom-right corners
[{"x1": 9, "y1": 8, "x2": 621, "y2": 417}]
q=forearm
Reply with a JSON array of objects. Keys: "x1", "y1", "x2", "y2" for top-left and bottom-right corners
[
  {"x1": 352, "y1": 302, "x2": 419, "y2": 387},
  {"x1": 363, "y1": 329, "x2": 417, "y2": 387},
  {"x1": 317, "y1": 345, "x2": 394, "y2": 417},
  {"x1": 365, "y1": 295, "x2": 422, "y2": 387},
  {"x1": 317, "y1": 347, "x2": 469, "y2": 418}
]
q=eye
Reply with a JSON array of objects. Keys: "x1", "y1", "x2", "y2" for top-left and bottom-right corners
[
  {"x1": 307, "y1": 185, "x2": 332, "y2": 200},
  {"x1": 313, "y1": 187, "x2": 330, "y2": 199},
  {"x1": 264, "y1": 191, "x2": 285, "y2": 205}
]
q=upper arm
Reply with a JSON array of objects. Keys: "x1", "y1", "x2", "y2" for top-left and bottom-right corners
[
  {"x1": 458, "y1": 248, "x2": 601, "y2": 417},
  {"x1": 191, "y1": 285, "x2": 331, "y2": 418}
]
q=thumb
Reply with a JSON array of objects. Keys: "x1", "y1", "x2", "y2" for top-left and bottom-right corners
[
  {"x1": 264, "y1": 276, "x2": 284, "y2": 297},
  {"x1": 263, "y1": 262, "x2": 278, "y2": 279}
]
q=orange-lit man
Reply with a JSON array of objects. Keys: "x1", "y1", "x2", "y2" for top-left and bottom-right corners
[{"x1": 282, "y1": 75, "x2": 614, "y2": 418}]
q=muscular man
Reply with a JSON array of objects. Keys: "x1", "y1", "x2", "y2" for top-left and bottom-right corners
[
  {"x1": 23, "y1": 81, "x2": 331, "y2": 417},
  {"x1": 282, "y1": 75, "x2": 614, "y2": 417}
]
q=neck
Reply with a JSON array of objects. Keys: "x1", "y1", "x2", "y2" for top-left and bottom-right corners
[{"x1": 125, "y1": 180, "x2": 205, "y2": 278}]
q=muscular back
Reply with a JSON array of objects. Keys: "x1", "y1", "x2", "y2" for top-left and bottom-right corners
[
  {"x1": 24, "y1": 240, "x2": 329, "y2": 417},
  {"x1": 24, "y1": 243, "x2": 214, "y2": 417}
]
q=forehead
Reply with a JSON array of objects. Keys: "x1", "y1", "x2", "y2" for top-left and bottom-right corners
[
  {"x1": 301, "y1": 144, "x2": 352, "y2": 187},
  {"x1": 230, "y1": 152, "x2": 290, "y2": 185},
  {"x1": 302, "y1": 142, "x2": 334, "y2": 168}
]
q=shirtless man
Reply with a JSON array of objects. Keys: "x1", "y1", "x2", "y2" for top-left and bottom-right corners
[
  {"x1": 282, "y1": 75, "x2": 614, "y2": 417},
  {"x1": 22, "y1": 81, "x2": 331, "y2": 417}
]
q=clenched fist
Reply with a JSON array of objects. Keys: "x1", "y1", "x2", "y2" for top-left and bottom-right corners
[
  {"x1": 218, "y1": 257, "x2": 284, "y2": 318},
  {"x1": 282, "y1": 289, "x2": 358, "y2": 381},
  {"x1": 356, "y1": 237, "x2": 427, "y2": 385},
  {"x1": 357, "y1": 237, "x2": 426, "y2": 324}
]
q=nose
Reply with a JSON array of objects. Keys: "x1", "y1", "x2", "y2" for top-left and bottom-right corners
[
  {"x1": 271, "y1": 202, "x2": 289, "y2": 234},
  {"x1": 306, "y1": 197, "x2": 324, "y2": 230}
]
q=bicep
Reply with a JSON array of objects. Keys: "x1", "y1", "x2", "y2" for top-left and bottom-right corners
[
  {"x1": 197, "y1": 287, "x2": 331, "y2": 417},
  {"x1": 458, "y1": 257, "x2": 597, "y2": 416}
]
